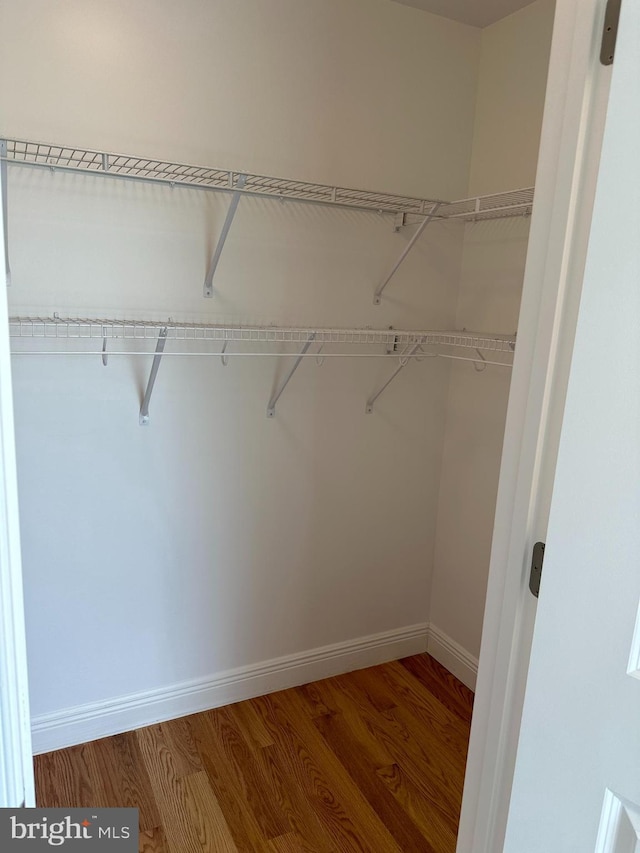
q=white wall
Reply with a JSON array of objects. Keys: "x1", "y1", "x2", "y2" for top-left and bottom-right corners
[
  {"x1": 430, "y1": 0, "x2": 555, "y2": 662},
  {"x1": 0, "y1": 0, "x2": 482, "y2": 743}
]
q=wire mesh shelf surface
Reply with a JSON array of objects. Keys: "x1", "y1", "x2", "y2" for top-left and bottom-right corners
[
  {"x1": 438, "y1": 187, "x2": 535, "y2": 221},
  {"x1": 2, "y1": 138, "x2": 441, "y2": 216},
  {"x1": 9, "y1": 317, "x2": 516, "y2": 355},
  {"x1": 2, "y1": 137, "x2": 533, "y2": 221}
]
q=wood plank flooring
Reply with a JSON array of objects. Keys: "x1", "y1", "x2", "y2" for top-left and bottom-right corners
[{"x1": 34, "y1": 654, "x2": 473, "y2": 852}]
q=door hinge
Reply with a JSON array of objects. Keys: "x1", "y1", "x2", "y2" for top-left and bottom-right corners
[
  {"x1": 529, "y1": 541, "x2": 545, "y2": 598},
  {"x1": 600, "y1": 0, "x2": 622, "y2": 66}
]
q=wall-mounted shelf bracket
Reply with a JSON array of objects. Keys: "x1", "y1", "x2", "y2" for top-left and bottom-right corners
[
  {"x1": 0, "y1": 140, "x2": 10, "y2": 286},
  {"x1": 374, "y1": 202, "x2": 441, "y2": 304},
  {"x1": 203, "y1": 174, "x2": 247, "y2": 297},
  {"x1": 366, "y1": 343, "x2": 421, "y2": 413},
  {"x1": 267, "y1": 333, "x2": 316, "y2": 418},
  {"x1": 393, "y1": 212, "x2": 407, "y2": 231},
  {"x1": 139, "y1": 327, "x2": 168, "y2": 425}
]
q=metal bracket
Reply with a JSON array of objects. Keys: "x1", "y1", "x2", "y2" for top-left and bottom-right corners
[
  {"x1": 0, "y1": 140, "x2": 10, "y2": 286},
  {"x1": 393, "y1": 212, "x2": 407, "y2": 232},
  {"x1": 203, "y1": 174, "x2": 247, "y2": 298},
  {"x1": 267, "y1": 333, "x2": 316, "y2": 418},
  {"x1": 139, "y1": 327, "x2": 168, "y2": 425},
  {"x1": 365, "y1": 343, "x2": 421, "y2": 413},
  {"x1": 529, "y1": 541, "x2": 545, "y2": 598},
  {"x1": 374, "y1": 202, "x2": 441, "y2": 305},
  {"x1": 600, "y1": 0, "x2": 621, "y2": 65}
]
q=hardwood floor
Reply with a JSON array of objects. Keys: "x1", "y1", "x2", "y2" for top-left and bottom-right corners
[{"x1": 34, "y1": 654, "x2": 473, "y2": 852}]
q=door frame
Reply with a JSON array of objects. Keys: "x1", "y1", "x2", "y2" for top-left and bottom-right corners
[
  {"x1": 457, "y1": 1, "x2": 614, "y2": 850},
  {"x1": 0, "y1": 144, "x2": 34, "y2": 808}
]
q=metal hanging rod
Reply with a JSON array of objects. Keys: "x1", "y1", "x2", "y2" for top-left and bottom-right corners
[
  {"x1": 9, "y1": 350, "x2": 513, "y2": 366},
  {"x1": 0, "y1": 137, "x2": 534, "y2": 222},
  {"x1": 1, "y1": 137, "x2": 443, "y2": 217},
  {"x1": 8, "y1": 317, "x2": 516, "y2": 354}
]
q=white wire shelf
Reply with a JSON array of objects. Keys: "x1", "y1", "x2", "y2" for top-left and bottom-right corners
[
  {"x1": 9, "y1": 317, "x2": 515, "y2": 421},
  {"x1": 8, "y1": 317, "x2": 516, "y2": 355},
  {"x1": 1, "y1": 137, "x2": 533, "y2": 222},
  {"x1": 438, "y1": 187, "x2": 534, "y2": 221},
  {"x1": 2, "y1": 137, "x2": 443, "y2": 216}
]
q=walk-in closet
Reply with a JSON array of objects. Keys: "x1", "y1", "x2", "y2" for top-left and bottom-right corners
[{"x1": 0, "y1": 0, "x2": 561, "y2": 848}]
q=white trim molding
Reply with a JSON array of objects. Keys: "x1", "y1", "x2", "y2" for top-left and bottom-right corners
[
  {"x1": 427, "y1": 624, "x2": 478, "y2": 691},
  {"x1": 0, "y1": 150, "x2": 34, "y2": 806},
  {"x1": 31, "y1": 623, "x2": 429, "y2": 754},
  {"x1": 457, "y1": 1, "x2": 613, "y2": 851}
]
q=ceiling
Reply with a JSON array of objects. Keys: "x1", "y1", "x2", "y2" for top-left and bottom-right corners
[{"x1": 390, "y1": 0, "x2": 537, "y2": 28}]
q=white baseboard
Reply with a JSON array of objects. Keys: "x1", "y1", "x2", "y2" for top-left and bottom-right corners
[
  {"x1": 427, "y1": 624, "x2": 478, "y2": 691},
  {"x1": 31, "y1": 623, "x2": 429, "y2": 754}
]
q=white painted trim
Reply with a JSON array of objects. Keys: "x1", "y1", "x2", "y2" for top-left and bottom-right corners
[
  {"x1": 457, "y1": 2, "x2": 613, "y2": 851},
  {"x1": 427, "y1": 624, "x2": 478, "y2": 691},
  {"x1": 595, "y1": 790, "x2": 640, "y2": 853},
  {"x1": 0, "y1": 139, "x2": 34, "y2": 806},
  {"x1": 31, "y1": 623, "x2": 428, "y2": 754}
]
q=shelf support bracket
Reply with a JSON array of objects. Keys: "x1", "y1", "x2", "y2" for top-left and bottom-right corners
[
  {"x1": 203, "y1": 174, "x2": 247, "y2": 298},
  {"x1": 267, "y1": 333, "x2": 316, "y2": 418},
  {"x1": 0, "y1": 140, "x2": 10, "y2": 286},
  {"x1": 366, "y1": 343, "x2": 421, "y2": 413},
  {"x1": 139, "y1": 327, "x2": 168, "y2": 426},
  {"x1": 373, "y1": 202, "x2": 441, "y2": 305}
]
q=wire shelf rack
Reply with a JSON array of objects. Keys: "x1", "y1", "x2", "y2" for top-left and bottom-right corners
[
  {"x1": 2, "y1": 138, "x2": 443, "y2": 216},
  {"x1": 8, "y1": 317, "x2": 516, "y2": 355},
  {"x1": 1, "y1": 137, "x2": 533, "y2": 222},
  {"x1": 438, "y1": 187, "x2": 534, "y2": 221}
]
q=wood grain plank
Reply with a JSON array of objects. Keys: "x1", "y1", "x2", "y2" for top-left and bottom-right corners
[
  {"x1": 330, "y1": 673, "x2": 463, "y2": 826},
  {"x1": 314, "y1": 709, "x2": 437, "y2": 852},
  {"x1": 337, "y1": 666, "x2": 398, "y2": 713},
  {"x1": 90, "y1": 732, "x2": 161, "y2": 832},
  {"x1": 252, "y1": 689, "x2": 403, "y2": 853},
  {"x1": 256, "y1": 743, "x2": 335, "y2": 853},
  {"x1": 136, "y1": 723, "x2": 206, "y2": 853},
  {"x1": 340, "y1": 661, "x2": 469, "y2": 775},
  {"x1": 159, "y1": 716, "x2": 204, "y2": 778},
  {"x1": 377, "y1": 762, "x2": 458, "y2": 853},
  {"x1": 367, "y1": 662, "x2": 470, "y2": 768},
  {"x1": 34, "y1": 656, "x2": 473, "y2": 852},
  {"x1": 204, "y1": 705, "x2": 288, "y2": 839},
  {"x1": 400, "y1": 654, "x2": 474, "y2": 724},
  {"x1": 335, "y1": 665, "x2": 468, "y2": 774},
  {"x1": 229, "y1": 700, "x2": 275, "y2": 751},
  {"x1": 267, "y1": 831, "x2": 322, "y2": 852},
  {"x1": 303, "y1": 677, "x2": 395, "y2": 767},
  {"x1": 34, "y1": 745, "x2": 95, "y2": 808},
  {"x1": 138, "y1": 826, "x2": 168, "y2": 853},
  {"x1": 182, "y1": 770, "x2": 239, "y2": 852},
  {"x1": 187, "y1": 710, "x2": 274, "y2": 852},
  {"x1": 295, "y1": 682, "x2": 336, "y2": 719}
]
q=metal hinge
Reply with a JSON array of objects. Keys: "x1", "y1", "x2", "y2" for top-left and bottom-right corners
[
  {"x1": 600, "y1": 0, "x2": 622, "y2": 66},
  {"x1": 529, "y1": 541, "x2": 545, "y2": 598}
]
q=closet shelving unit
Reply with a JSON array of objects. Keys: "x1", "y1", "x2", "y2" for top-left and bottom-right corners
[{"x1": 1, "y1": 137, "x2": 527, "y2": 422}]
